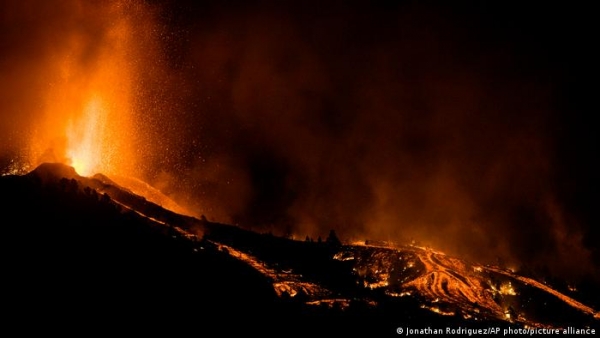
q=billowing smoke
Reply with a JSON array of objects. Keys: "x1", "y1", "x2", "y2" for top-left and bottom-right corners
[{"x1": 1, "y1": 1, "x2": 597, "y2": 281}]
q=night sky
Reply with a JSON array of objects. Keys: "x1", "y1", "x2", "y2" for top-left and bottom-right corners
[{"x1": 1, "y1": 1, "x2": 597, "y2": 280}]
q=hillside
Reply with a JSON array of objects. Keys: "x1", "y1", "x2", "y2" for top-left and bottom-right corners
[{"x1": 1, "y1": 163, "x2": 598, "y2": 335}]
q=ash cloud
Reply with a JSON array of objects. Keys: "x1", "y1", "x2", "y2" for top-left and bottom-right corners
[
  {"x1": 1, "y1": 1, "x2": 597, "y2": 280},
  {"x1": 154, "y1": 1, "x2": 597, "y2": 280}
]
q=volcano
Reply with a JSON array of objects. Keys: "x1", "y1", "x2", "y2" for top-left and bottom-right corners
[{"x1": 1, "y1": 163, "x2": 598, "y2": 335}]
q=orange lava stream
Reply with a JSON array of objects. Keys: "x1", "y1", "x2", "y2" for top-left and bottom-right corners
[
  {"x1": 403, "y1": 247, "x2": 504, "y2": 318},
  {"x1": 353, "y1": 242, "x2": 598, "y2": 326},
  {"x1": 485, "y1": 266, "x2": 599, "y2": 319},
  {"x1": 209, "y1": 241, "x2": 332, "y2": 300}
]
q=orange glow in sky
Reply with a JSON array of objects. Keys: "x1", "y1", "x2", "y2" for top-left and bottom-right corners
[{"x1": 28, "y1": 2, "x2": 138, "y2": 178}]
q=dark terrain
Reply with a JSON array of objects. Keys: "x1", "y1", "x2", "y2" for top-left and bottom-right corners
[{"x1": 1, "y1": 163, "x2": 598, "y2": 335}]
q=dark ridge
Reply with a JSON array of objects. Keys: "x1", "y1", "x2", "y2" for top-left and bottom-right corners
[{"x1": 1, "y1": 163, "x2": 598, "y2": 334}]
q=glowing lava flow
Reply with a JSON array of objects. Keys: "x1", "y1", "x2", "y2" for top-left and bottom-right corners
[
  {"x1": 340, "y1": 242, "x2": 599, "y2": 327},
  {"x1": 485, "y1": 266, "x2": 599, "y2": 319},
  {"x1": 401, "y1": 247, "x2": 505, "y2": 319},
  {"x1": 210, "y1": 241, "x2": 334, "y2": 302}
]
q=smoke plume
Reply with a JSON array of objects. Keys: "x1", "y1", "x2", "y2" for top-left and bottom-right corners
[{"x1": 1, "y1": 1, "x2": 597, "y2": 280}]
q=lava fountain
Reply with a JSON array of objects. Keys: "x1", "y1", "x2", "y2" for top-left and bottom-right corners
[
  {"x1": 66, "y1": 96, "x2": 110, "y2": 177},
  {"x1": 1, "y1": 1, "x2": 192, "y2": 215},
  {"x1": 23, "y1": 1, "x2": 145, "y2": 179}
]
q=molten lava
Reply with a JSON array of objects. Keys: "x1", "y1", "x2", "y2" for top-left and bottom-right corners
[
  {"x1": 66, "y1": 96, "x2": 108, "y2": 176},
  {"x1": 2, "y1": 2, "x2": 192, "y2": 215},
  {"x1": 25, "y1": 2, "x2": 140, "y2": 179}
]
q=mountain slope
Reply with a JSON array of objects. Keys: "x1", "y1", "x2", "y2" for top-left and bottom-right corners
[
  {"x1": 1, "y1": 163, "x2": 279, "y2": 334},
  {"x1": 1, "y1": 163, "x2": 598, "y2": 334}
]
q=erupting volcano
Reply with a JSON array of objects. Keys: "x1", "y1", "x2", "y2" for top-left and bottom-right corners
[
  {"x1": 1, "y1": 0, "x2": 598, "y2": 334},
  {"x1": 22, "y1": 1, "x2": 140, "y2": 179}
]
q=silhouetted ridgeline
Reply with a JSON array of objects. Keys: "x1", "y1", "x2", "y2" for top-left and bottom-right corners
[
  {"x1": 1, "y1": 163, "x2": 597, "y2": 335},
  {"x1": 0, "y1": 164, "x2": 280, "y2": 334},
  {"x1": 0, "y1": 163, "x2": 413, "y2": 335}
]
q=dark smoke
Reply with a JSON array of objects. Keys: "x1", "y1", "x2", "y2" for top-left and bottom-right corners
[{"x1": 1, "y1": 1, "x2": 597, "y2": 280}]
